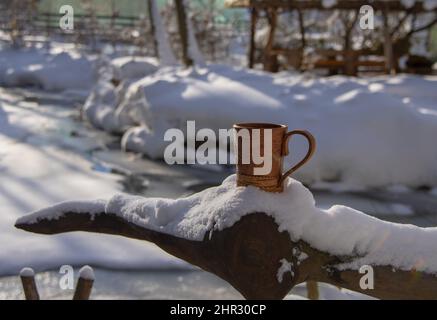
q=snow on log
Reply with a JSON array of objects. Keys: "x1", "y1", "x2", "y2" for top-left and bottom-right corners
[
  {"x1": 19, "y1": 267, "x2": 35, "y2": 278},
  {"x1": 15, "y1": 175, "x2": 437, "y2": 274},
  {"x1": 15, "y1": 175, "x2": 437, "y2": 299},
  {"x1": 79, "y1": 265, "x2": 95, "y2": 281}
]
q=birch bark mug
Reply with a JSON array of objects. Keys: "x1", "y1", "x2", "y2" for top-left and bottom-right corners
[{"x1": 233, "y1": 123, "x2": 316, "y2": 193}]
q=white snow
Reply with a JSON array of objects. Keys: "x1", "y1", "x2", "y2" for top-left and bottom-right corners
[
  {"x1": 292, "y1": 247, "x2": 309, "y2": 265},
  {"x1": 386, "y1": 185, "x2": 411, "y2": 193},
  {"x1": 424, "y1": 0, "x2": 437, "y2": 10},
  {"x1": 322, "y1": 0, "x2": 338, "y2": 8},
  {"x1": 0, "y1": 47, "x2": 96, "y2": 91},
  {"x1": 18, "y1": 174, "x2": 437, "y2": 274},
  {"x1": 0, "y1": 88, "x2": 187, "y2": 276},
  {"x1": 150, "y1": 0, "x2": 178, "y2": 66},
  {"x1": 83, "y1": 56, "x2": 159, "y2": 133},
  {"x1": 16, "y1": 200, "x2": 107, "y2": 225},
  {"x1": 110, "y1": 56, "x2": 159, "y2": 82},
  {"x1": 87, "y1": 64, "x2": 437, "y2": 189},
  {"x1": 19, "y1": 267, "x2": 35, "y2": 277},
  {"x1": 401, "y1": 0, "x2": 416, "y2": 8},
  {"x1": 277, "y1": 259, "x2": 293, "y2": 283},
  {"x1": 79, "y1": 265, "x2": 95, "y2": 280},
  {"x1": 389, "y1": 203, "x2": 414, "y2": 216},
  {"x1": 320, "y1": 0, "x2": 437, "y2": 10}
]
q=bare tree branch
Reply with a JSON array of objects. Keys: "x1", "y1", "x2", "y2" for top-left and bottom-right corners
[{"x1": 407, "y1": 15, "x2": 437, "y2": 36}]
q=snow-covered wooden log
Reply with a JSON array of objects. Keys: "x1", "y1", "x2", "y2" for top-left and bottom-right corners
[{"x1": 15, "y1": 175, "x2": 437, "y2": 300}]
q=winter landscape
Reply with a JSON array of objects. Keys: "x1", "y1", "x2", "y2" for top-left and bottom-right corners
[{"x1": 1, "y1": 0, "x2": 437, "y2": 301}]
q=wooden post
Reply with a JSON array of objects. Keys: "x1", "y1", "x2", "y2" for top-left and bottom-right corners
[
  {"x1": 248, "y1": 7, "x2": 258, "y2": 69},
  {"x1": 174, "y1": 0, "x2": 193, "y2": 67},
  {"x1": 17, "y1": 210, "x2": 437, "y2": 300},
  {"x1": 263, "y1": 8, "x2": 278, "y2": 72},
  {"x1": 72, "y1": 266, "x2": 94, "y2": 300},
  {"x1": 306, "y1": 281, "x2": 319, "y2": 300},
  {"x1": 20, "y1": 268, "x2": 40, "y2": 300},
  {"x1": 383, "y1": 11, "x2": 395, "y2": 75}
]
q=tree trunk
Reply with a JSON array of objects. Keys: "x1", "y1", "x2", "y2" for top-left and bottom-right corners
[
  {"x1": 147, "y1": 0, "x2": 158, "y2": 58},
  {"x1": 174, "y1": 0, "x2": 193, "y2": 67},
  {"x1": 248, "y1": 8, "x2": 258, "y2": 69},
  {"x1": 383, "y1": 12, "x2": 395, "y2": 74},
  {"x1": 297, "y1": 9, "x2": 306, "y2": 71},
  {"x1": 343, "y1": 31, "x2": 357, "y2": 76},
  {"x1": 263, "y1": 8, "x2": 278, "y2": 72}
]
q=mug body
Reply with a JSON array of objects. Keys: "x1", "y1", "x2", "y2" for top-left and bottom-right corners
[{"x1": 233, "y1": 123, "x2": 286, "y2": 192}]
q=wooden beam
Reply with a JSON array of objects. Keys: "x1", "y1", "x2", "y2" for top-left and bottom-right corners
[{"x1": 16, "y1": 211, "x2": 437, "y2": 300}]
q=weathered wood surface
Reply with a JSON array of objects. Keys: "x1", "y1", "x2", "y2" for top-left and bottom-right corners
[
  {"x1": 15, "y1": 212, "x2": 437, "y2": 300},
  {"x1": 73, "y1": 276, "x2": 94, "y2": 300},
  {"x1": 20, "y1": 274, "x2": 40, "y2": 300}
]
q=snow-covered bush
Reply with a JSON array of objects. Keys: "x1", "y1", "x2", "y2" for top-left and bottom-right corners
[
  {"x1": 83, "y1": 56, "x2": 159, "y2": 133},
  {"x1": 0, "y1": 48, "x2": 97, "y2": 91},
  {"x1": 100, "y1": 64, "x2": 437, "y2": 189}
]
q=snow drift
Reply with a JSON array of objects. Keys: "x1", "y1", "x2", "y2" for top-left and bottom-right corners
[
  {"x1": 0, "y1": 87, "x2": 186, "y2": 276},
  {"x1": 0, "y1": 47, "x2": 96, "y2": 91},
  {"x1": 83, "y1": 56, "x2": 159, "y2": 133},
  {"x1": 85, "y1": 64, "x2": 437, "y2": 189}
]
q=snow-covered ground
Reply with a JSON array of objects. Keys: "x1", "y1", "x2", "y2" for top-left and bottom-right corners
[
  {"x1": 1, "y1": 44, "x2": 437, "y2": 299},
  {"x1": 0, "y1": 46, "x2": 97, "y2": 93},
  {"x1": 0, "y1": 86, "x2": 379, "y2": 300},
  {"x1": 3, "y1": 46, "x2": 437, "y2": 192},
  {"x1": 0, "y1": 267, "x2": 372, "y2": 300},
  {"x1": 84, "y1": 61, "x2": 437, "y2": 190},
  {"x1": 0, "y1": 87, "x2": 188, "y2": 276}
]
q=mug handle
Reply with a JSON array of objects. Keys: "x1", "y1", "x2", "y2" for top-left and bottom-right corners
[{"x1": 279, "y1": 130, "x2": 316, "y2": 186}]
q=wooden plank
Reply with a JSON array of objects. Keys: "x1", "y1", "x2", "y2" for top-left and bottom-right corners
[
  {"x1": 20, "y1": 268, "x2": 40, "y2": 300},
  {"x1": 16, "y1": 211, "x2": 437, "y2": 300}
]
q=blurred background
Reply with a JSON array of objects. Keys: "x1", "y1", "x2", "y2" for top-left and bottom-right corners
[{"x1": 0, "y1": 0, "x2": 436, "y2": 300}]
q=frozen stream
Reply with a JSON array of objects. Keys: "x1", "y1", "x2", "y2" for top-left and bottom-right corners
[{"x1": 0, "y1": 87, "x2": 436, "y2": 300}]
